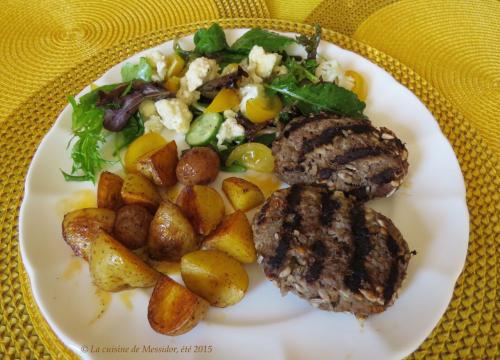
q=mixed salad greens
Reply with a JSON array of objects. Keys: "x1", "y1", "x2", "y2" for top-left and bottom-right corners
[{"x1": 62, "y1": 23, "x2": 366, "y2": 182}]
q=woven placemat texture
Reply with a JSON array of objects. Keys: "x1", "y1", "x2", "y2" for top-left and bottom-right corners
[
  {"x1": 0, "y1": 0, "x2": 269, "y2": 123},
  {"x1": 1, "y1": 18, "x2": 498, "y2": 359}
]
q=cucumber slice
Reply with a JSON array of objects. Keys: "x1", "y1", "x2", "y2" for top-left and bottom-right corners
[{"x1": 185, "y1": 112, "x2": 223, "y2": 146}]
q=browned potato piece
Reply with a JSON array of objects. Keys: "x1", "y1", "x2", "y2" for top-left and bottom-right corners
[
  {"x1": 137, "y1": 140, "x2": 179, "y2": 187},
  {"x1": 222, "y1": 177, "x2": 265, "y2": 211},
  {"x1": 62, "y1": 208, "x2": 115, "y2": 260},
  {"x1": 203, "y1": 210, "x2": 256, "y2": 263},
  {"x1": 97, "y1": 171, "x2": 124, "y2": 210},
  {"x1": 176, "y1": 185, "x2": 225, "y2": 235},
  {"x1": 113, "y1": 205, "x2": 153, "y2": 250},
  {"x1": 181, "y1": 250, "x2": 249, "y2": 307},
  {"x1": 89, "y1": 231, "x2": 160, "y2": 292},
  {"x1": 148, "y1": 276, "x2": 209, "y2": 336},
  {"x1": 121, "y1": 173, "x2": 160, "y2": 212},
  {"x1": 176, "y1": 147, "x2": 220, "y2": 185},
  {"x1": 147, "y1": 201, "x2": 198, "y2": 261}
]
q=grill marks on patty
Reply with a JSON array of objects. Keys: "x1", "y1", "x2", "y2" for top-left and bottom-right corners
[
  {"x1": 252, "y1": 186, "x2": 412, "y2": 318},
  {"x1": 383, "y1": 234, "x2": 403, "y2": 304},
  {"x1": 299, "y1": 122, "x2": 374, "y2": 162},
  {"x1": 344, "y1": 206, "x2": 373, "y2": 293},
  {"x1": 306, "y1": 240, "x2": 327, "y2": 283},
  {"x1": 268, "y1": 184, "x2": 303, "y2": 270},
  {"x1": 273, "y1": 115, "x2": 409, "y2": 200}
]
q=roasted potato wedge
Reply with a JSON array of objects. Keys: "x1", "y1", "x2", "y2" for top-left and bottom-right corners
[
  {"x1": 89, "y1": 231, "x2": 160, "y2": 292},
  {"x1": 181, "y1": 250, "x2": 249, "y2": 307},
  {"x1": 222, "y1": 177, "x2": 265, "y2": 211},
  {"x1": 137, "y1": 140, "x2": 179, "y2": 187},
  {"x1": 121, "y1": 173, "x2": 160, "y2": 212},
  {"x1": 62, "y1": 208, "x2": 115, "y2": 260},
  {"x1": 113, "y1": 205, "x2": 153, "y2": 250},
  {"x1": 147, "y1": 201, "x2": 198, "y2": 261},
  {"x1": 202, "y1": 211, "x2": 256, "y2": 263},
  {"x1": 148, "y1": 275, "x2": 209, "y2": 336},
  {"x1": 176, "y1": 185, "x2": 225, "y2": 235},
  {"x1": 97, "y1": 171, "x2": 124, "y2": 210}
]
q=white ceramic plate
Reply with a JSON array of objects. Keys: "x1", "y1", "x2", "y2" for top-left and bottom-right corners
[{"x1": 19, "y1": 29, "x2": 469, "y2": 360}]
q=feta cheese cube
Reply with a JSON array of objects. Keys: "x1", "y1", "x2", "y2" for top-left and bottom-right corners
[
  {"x1": 248, "y1": 45, "x2": 282, "y2": 78},
  {"x1": 315, "y1": 59, "x2": 354, "y2": 90},
  {"x1": 216, "y1": 110, "x2": 246, "y2": 149},
  {"x1": 176, "y1": 77, "x2": 200, "y2": 105},
  {"x1": 185, "y1": 57, "x2": 219, "y2": 91},
  {"x1": 154, "y1": 99, "x2": 193, "y2": 134},
  {"x1": 148, "y1": 51, "x2": 167, "y2": 81}
]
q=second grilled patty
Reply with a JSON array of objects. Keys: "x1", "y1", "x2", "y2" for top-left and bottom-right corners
[
  {"x1": 253, "y1": 185, "x2": 411, "y2": 318},
  {"x1": 272, "y1": 114, "x2": 409, "y2": 200}
]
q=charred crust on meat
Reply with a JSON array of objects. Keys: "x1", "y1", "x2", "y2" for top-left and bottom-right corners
[
  {"x1": 283, "y1": 113, "x2": 333, "y2": 138},
  {"x1": 320, "y1": 190, "x2": 339, "y2": 226},
  {"x1": 268, "y1": 185, "x2": 303, "y2": 270},
  {"x1": 370, "y1": 168, "x2": 398, "y2": 185},
  {"x1": 345, "y1": 206, "x2": 373, "y2": 293},
  {"x1": 299, "y1": 123, "x2": 374, "y2": 162},
  {"x1": 305, "y1": 240, "x2": 327, "y2": 283},
  {"x1": 383, "y1": 234, "x2": 402, "y2": 304},
  {"x1": 331, "y1": 147, "x2": 384, "y2": 166}
]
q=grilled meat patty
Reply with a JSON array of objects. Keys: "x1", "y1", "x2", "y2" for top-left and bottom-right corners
[
  {"x1": 272, "y1": 114, "x2": 409, "y2": 200},
  {"x1": 252, "y1": 185, "x2": 411, "y2": 318}
]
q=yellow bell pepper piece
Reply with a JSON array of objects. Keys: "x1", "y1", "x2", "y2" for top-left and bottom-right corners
[
  {"x1": 245, "y1": 95, "x2": 282, "y2": 124},
  {"x1": 164, "y1": 76, "x2": 180, "y2": 93},
  {"x1": 204, "y1": 88, "x2": 240, "y2": 113},
  {"x1": 345, "y1": 70, "x2": 366, "y2": 101},
  {"x1": 124, "y1": 133, "x2": 167, "y2": 173},
  {"x1": 166, "y1": 53, "x2": 185, "y2": 77}
]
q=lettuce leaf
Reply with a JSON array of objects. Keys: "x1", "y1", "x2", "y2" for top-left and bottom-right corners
[
  {"x1": 194, "y1": 23, "x2": 229, "y2": 54},
  {"x1": 121, "y1": 57, "x2": 152, "y2": 82}
]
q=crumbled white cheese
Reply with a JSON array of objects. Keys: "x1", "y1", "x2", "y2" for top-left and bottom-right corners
[
  {"x1": 144, "y1": 115, "x2": 164, "y2": 133},
  {"x1": 216, "y1": 110, "x2": 245, "y2": 149},
  {"x1": 315, "y1": 59, "x2": 354, "y2": 90},
  {"x1": 239, "y1": 84, "x2": 263, "y2": 113},
  {"x1": 176, "y1": 77, "x2": 200, "y2": 105},
  {"x1": 148, "y1": 51, "x2": 167, "y2": 81},
  {"x1": 154, "y1": 99, "x2": 193, "y2": 134},
  {"x1": 248, "y1": 45, "x2": 282, "y2": 78},
  {"x1": 184, "y1": 57, "x2": 219, "y2": 91}
]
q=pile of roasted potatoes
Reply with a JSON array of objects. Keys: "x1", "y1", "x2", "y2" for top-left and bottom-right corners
[{"x1": 62, "y1": 136, "x2": 268, "y2": 335}]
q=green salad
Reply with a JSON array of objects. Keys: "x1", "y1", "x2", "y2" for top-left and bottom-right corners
[{"x1": 62, "y1": 23, "x2": 366, "y2": 182}]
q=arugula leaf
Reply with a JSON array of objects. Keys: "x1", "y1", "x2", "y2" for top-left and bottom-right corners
[
  {"x1": 296, "y1": 24, "x2": 322, "y2": 59},
  {"x1": 267, "y1": 74, "x2": 365, "y2": 118},
  {"x1": 114, "y1": 113, "x2": 144, "y2": 154},
  {"x1": 121, "y1": 57, "x2": 153, "y2": 82},
  {"x1": 231, "y1": 28, "x2": 296, "y2": 54},
  {"x1": 283, "y1": 57, "x2": 318, "y2": 83},
  {"x1": 64, "y1": 96, "x2": 108, "y2": 183},
  {"x1": 194, "y1": 23, "x2": 229, "y2": 54},
  {"x1": 253, "y1": 133, "x2": 276, "y2": 147}
]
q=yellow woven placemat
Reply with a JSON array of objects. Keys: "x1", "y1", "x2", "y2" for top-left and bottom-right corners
[{"x1": 1, "y1": 18, "x2": 498, "y2": 359}]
